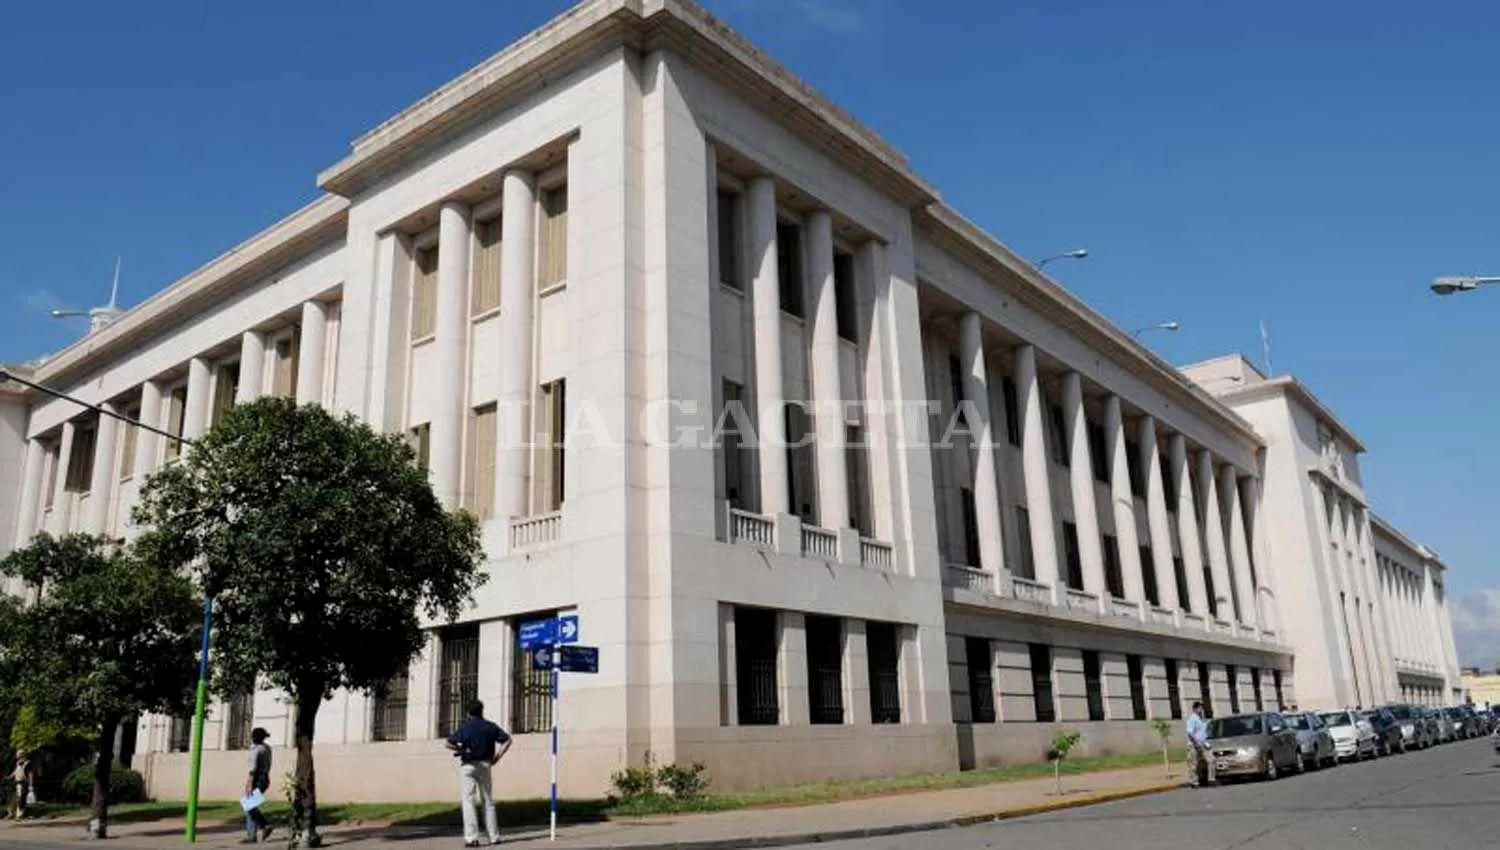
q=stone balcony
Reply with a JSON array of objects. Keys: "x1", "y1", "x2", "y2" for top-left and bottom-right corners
[{"x1": 724, "y1": 506, "x2": 896, "y2": 571}]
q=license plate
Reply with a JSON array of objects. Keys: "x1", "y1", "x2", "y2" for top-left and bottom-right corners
[{"x1": 1215, "y1": 760, "x2": 1229, "y2": 771}]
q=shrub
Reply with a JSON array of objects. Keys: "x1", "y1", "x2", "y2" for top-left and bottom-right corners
[
  {"x1": 656, "y1": 762, "x2": 708, "y2": 799},
  {"x1": 610, "y1": 752, "x2": 658, "y2": 802},
  {"x1": 60, "y1": 764, "x2": 147, "y2": 804}
]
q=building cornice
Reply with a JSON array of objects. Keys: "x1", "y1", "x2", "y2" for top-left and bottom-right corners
[
  {"x1": 32, "y1": 195, "x2": 349, "y2": 389},
  {"x1": 1214, "y1": 375, "x2": 1367, "y2": 453},
  {"x1": 1371, "y1": 513, "x2": 1444, "y2": 570}
]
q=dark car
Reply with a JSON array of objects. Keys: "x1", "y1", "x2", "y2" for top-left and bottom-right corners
[
  {"x1": 1360, "y1": 708, "x2": 1403, "y2": 756},
  {"x1": 1381, "y1": 704, "x2": 1432, "y2": 750}
]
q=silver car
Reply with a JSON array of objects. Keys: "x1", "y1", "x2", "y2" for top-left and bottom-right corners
[
  {"x1": 1206, "y1": 712, "x2": 1303, "y2": 780},
  {"x1": 1283, "y1": 711, "x2": 1336, "y2": 769}
]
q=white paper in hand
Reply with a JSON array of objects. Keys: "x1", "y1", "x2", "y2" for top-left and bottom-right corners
[{"x1": 240, "y1": 790, "x2": 265, "y2": 812}]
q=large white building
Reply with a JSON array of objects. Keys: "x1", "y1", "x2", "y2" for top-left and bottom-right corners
[{"x1": 0, "y1": 0, "x2": 1461, "y2": 801}]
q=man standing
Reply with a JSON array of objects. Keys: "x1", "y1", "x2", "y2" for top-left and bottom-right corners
[
  {"x1": 1186, "y1": 701, "x2": 1214, "y2": 787},
  {"x1": 243, "y1": 727, "x2": 273, "y2": 843},
  {"x1": 446, "y1": 700, "x2": 512, "y2": 848}
]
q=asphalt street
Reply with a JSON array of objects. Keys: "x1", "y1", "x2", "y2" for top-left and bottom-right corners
[{"x1": 793, "y1": 737, "x2": 1499, "y2": 850}]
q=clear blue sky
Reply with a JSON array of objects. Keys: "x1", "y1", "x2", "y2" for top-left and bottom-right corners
[{"x1": 3, "y1": 1, "x2": 1497, "y2": 660}]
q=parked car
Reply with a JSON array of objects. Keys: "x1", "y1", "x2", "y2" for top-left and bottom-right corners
[
  {"x1": 1321, "y1": 710, "x2": 1379, "y2": 761},
  {"x1": 1361, "y1": 708, "x2": 1404, "y2": 755},
  {"x1": 1492, "y1": 724, "x2": 1500, "y2": 756},
  {"x1": 1206, "y1": 712, "x2": 1302, "y2": 780},
  {"x1": 1381, "y1": 704, "x2": 1433, "y2": 750},
  {"x1": 1283, "y1": 711, "x2": 1337, "y2": 769},
  {"x1": 1427, "y1": 707, "x2": 1454, "y2": 744},
  {"x1": 1441, "y1": 707, "x2": 1470, "y2": 740}
]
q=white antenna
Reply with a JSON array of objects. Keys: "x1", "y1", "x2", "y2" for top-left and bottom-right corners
[
  {"x1": 49, "y1": 257, "x2": 126, "y2": 335},
  {"x1": 108, "y1": 255, "x2": 121, "y2": 310},
  {"x1": 1260, "y1": 319, "x2": 1274, "y2": 375}
]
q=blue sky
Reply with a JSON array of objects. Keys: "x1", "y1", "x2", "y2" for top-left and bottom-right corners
[{"x1": 3, "y1": 1, "x2": 1497, "y2": 662}]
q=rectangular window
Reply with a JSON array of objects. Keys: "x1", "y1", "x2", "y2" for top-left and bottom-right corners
[
  {"x1": 721, "y1": 380, "x2": 747, "y2": 509},
  {"x1": 1125, "y1": 438, "x2": 1143, "y2": 497},
  {"x1": 511, "y1": 613, "x2": 557, "y2": 734},
  {"x1": 1197, "y1": 662, "x2": 1213, "y2": 718},
  {"x1": 1062, "y1": 522, "x2": 1083, "y2": 591},
  {"x1": 716, "y1": 189, "x2": 741, "y2": 290},
  {"x1": 1174, "y1": 557, "x2": 1191, "y2": 609},
  {"x1": 834, "y1": 251, "x2": 857, "y2": 343},
  {"x1": 846, "y1": 425, "x2": 871, "y2": 536},
  {"x1": 370, "y1": 669, "x2": 409, "y2": 742},
  {"x1": 1161, "y1": 453, "x2": 1177, "y2": 509},
  {"x1": 118, "y1": 407, "x2": 140, "y2": 480},
  {"x1": 163, "y1": 385, "x2": 187, "y2": 461},
  {"x1": 1165, "y1": 659, "x2": 1183, "y2": 719},
  {"x1": 966, "y1": 637, "x2": 995, "y2": 724},
  {"x1": 1002, "y1": 378, "x2": 1020, "y2": 446},
  {"x1": 225, "y1": 690, "x2": 255, "y2": 750},
  {"x1": 805, "y1": 616, "x2": 844, "y2": 725},
  {"x1": 64, "y1": 423, "x2": 97, "y2": 492},
  {"x1": 867, "y1": 622, "x2": 902, "y2": 724},
  {"x1": 959, "y1": 487, "x2": 980, "y2": 568},
  {"x1": 775, "y1": 221, "x2": 803, "y2": 317},
  {"x1": 1127, "y1": 654, "x2": 1148, "y2": 720},
  {"x1": 539, "y1": 185, "x2": 568, "y2": 290},
  {"x1": 272, "y1": 332, "x2": 300, "y2": 399},
  {"x1": 1272, "y1": 670, "x2": 1285, "y2": 711},
  {"x1": 169, "y1": 716, "x2": 192, "y2": 753},
  {"x1": 1083, "y1": 650, "x2": 1105, "y2": 721},
  {"x1": 1030, "y1": 644, "x2": 1055, "y2": 723},
  {"x1": 409, "y1": 423, "x2": 432, "y2": 471},
  {"x1": 1049, "y1": 404, "x2": 1069, "y2": 466},
  {"x1": 1250, "y1": 668, "x2": 1264, "y2": 711},
  {"x1": 784, "y1": 403, "x2": 814, "y2": 522},
  {"x1": 472, "y1": 217, "x2": 503, "y2": 315},
  {"x1": 1103, "y1": 534, "x2": 1124, "y2": 599},
  {"x1": 1204, "y1": 564, "x2": 1219, "y2": 618},
  {"x1": 465, "y1": 404, "x2": 497, "y2": 518},
  {"x1": 437, "y1": 624, "x2": 480, "y2": 738},
  {"x1": 211, "y1": 362, "x2": 239, "y2": 427},
  {"x1": 735, "y1": 607, "x2": 780, "y2": 725},
  {"x1": 1014, "y1": 506, "x2": 1035, "y2": 579},
  {"x1": 539, "y1": 379, "x2": 566, "y2": 511},
  {"x1": 412, "y1": 245, "x2": 439, "y2": 340},
  {"x1": 948, "y1": 354, "x2": 967, "y2": 427},
  {"x1": 1226, "y1": 664, "x2": 1240, "y2": 713},
  {"x1": 1140, "y1": 546, "x2": 1159, "y2": 606},
  {"x1": 1088, "y1": 422, "x2": 1108, "y2": 482}
]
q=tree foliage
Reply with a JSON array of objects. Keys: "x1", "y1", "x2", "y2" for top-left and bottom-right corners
[
  {"x1": 134, "y1": 398, "x2": 486, "y2": 846},
  {"x1": 0, "y1": 532, "x2": 199, "y2": 837}
]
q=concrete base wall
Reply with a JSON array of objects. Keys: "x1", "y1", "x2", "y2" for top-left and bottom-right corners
[{"x1": 961, "y1": 720, "x2": 1165, "y2": 770}]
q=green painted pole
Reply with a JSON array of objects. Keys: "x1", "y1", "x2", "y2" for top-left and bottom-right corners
[{"x1": 185, "y1": 596, "x2": 214, "y2": 842}]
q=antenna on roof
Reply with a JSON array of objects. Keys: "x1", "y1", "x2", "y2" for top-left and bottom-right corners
[
  {"x1": 108, "y1": 255, "x2": 121, "y2": 311},
  {"x1": 1260, "y1": 319, "x2": 1274, "y2": 376},
  {"x1": 49, "y1": 256, "x2": 126, "y2": 335}
]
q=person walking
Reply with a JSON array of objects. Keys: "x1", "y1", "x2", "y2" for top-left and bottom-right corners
[
  {"x1": 9, "y1": 751, "x2": 33, "y2": 820},
  {"x1": 1186, "y1": 701, "x2": 1215, "y2": 787},
  {"x1": 445, "y1": 700, "x2": 512, "y2": 848},
  {"x1": 242, "y1": 727, "x2": 274, "y2": 843}
]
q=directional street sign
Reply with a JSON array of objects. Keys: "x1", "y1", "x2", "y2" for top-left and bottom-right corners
[
  {"x1": 518, "y1": 619, "x2": 558, "y2": 650},
  {"x1": 531, "y1": 645, "x2": 555, "y2": 671},
  {"x1": 558, "y1": 645, "x2": 599, "y2": 674},
  {"x1": 557, "y1": 614, "x2": 580, "y2": 644}
]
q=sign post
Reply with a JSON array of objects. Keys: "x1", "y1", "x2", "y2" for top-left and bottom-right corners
[{"x1": 524, "y1": 614, "x2": 594, "y2": 842}]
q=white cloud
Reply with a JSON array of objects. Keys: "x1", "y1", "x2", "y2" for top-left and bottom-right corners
[{"x1": 1451, "y1": 589, "x2": 1500, "y2": 670}]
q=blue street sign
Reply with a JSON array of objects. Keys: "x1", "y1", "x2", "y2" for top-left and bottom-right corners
[
  {"x1": 558, "y1": 645, "x2": 599, "y2": 674},
  {"x1": 557, "y1": 614, "x2": 580, "y2": 644},
  {"x1": 531, "y1": 645, "x2": 555, "y2": 671},
  {"x1": 518, "y1": 619, "x2": 558, "y2": 650}
]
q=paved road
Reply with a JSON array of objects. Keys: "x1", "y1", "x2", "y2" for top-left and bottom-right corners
[{"x1": 794, "y1": 738, "x2": 1499, "y2": 850}]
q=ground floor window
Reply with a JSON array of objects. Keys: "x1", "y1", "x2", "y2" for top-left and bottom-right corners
[
  {"x1": 511, "y1": 614, "x2": 555, "y2": 734},
  {"x1": 1250, "y1": 668, "x2": 1264, "y2": 711},
  {"x1": 1173, "y1": 558, "x2": 1190, "y2": 610},
  {"x1": 867, "y1": 622, "x2": 902, "y2": 724},
  {"x1": 1165, "y1": 659, "x2": 1183, "y2": 719},
  {"x1": 966, "y1": 637, "x2": 995, "y2": 723},
  {"x1": 736, "y1": 607, "x2": 780, "y2": 725},
  {"x1": 438, "y1": 624, "x2": 480, "y2": 738},
  {"x1": 371, "y1": 669, "x2": 410, "y2": 742},
  {"x1": 225, "y1": 690, "x2": 254, "y2": 751},
  {"x1": 1083, "y1": 650, "x2": 1105, "y2": 721},
  {"x1": 1030, "y1": 644, "x2": 1055, "y2": 723},
  {"x1": 1139, "y1": 546, "x2": 1159, "y2": 606},
  {"x1": 1197, "y1": 662, "x2": 1213, "y2": 718},
  {"x1": 1226, "y1": 664, "x2": 1240, "y2": 713},
  {"x1": 1127, "y1": 654, "x2": 1147, "y2": 720},
  {"x1": 1273, "y1": 670, "x2": 1286, "y2": 710},
  {"x1": 169, "y1": 716, "x2": 191, "y2": 753},
  {"x1": 806, "y1": 615, "x2": 844, "y2": 725}
]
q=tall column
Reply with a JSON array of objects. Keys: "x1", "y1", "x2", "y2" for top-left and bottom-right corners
[
  {"x1": 1422, "y1": 567, "x2": 1444, "y2": 672},
  {"x1": 1014, "y1": 345, "x2": 1060, "y2": 601},
  {"x1": 1171, "y1": 436, "x2": 1209, "y2": 615},
  {"x1": 1197, "y1": 450, "x2": 1233, "y2": 621},
  {"x1": 429, "y1": 201, "x2": 472, "y2": 508},
  {"x1": 295, "y1": 300, "x2": 329, "y2": 406},
  {"x1": 495, "y1": 170, "x2": 537, "y2": 520},
  {"x1": 1140, "y1": 418, "x2": 1179, "y2": 611},
  {"x1": 747, "y1": 177, "x2": 789, "y2": 516},
  {"x1": 1104, "y1": 396, "x2": 1144, "y2": 604},
  {"x1": 1346, "y1": 510, "x2": 1383, "y2": 699},
  {"x1": 85, "y1": 404, "x2": 119, "y2": 534},
  {"x1": 236, "y1": 331, "x2": 267, "y2": 404},
  {"x1": 958, "y1": 312, "x2": 1004, "y2": 575},
  {"x1": 806, "y1": 210, "x2": 848, "y2": 530},
  {"x1": 135, "y1": 381, "x2": 163, "y2": 479},
  {"x1": 13, "y1": 438, "x2": 46, "y2": 548},
  {"x1": 1331, "y1": 498, "x2": 1369, "y2": 705},
  {"x1": 1221, "y1": 466, "x2": 1257, "y2": 629},
  {"x1": 1061, "y1": 372, "x2": 1105, "y2": 605},
  {"x1": 183, "y1": 357, "x2": 212, "y2": 441},
  {"x1": 49, "y1": 421, "x2": 76, "y2": 534},
  {"x1": 1243, "y1": 476, "x2": 1278, "y2": 633},
  {"x1": 1360, "y1": 513, "x2": 1395, "y2": 701}
]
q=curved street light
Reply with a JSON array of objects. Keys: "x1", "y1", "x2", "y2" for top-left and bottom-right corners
[
  {"x1": 1132, "y1": 321, "x2": 1181, "y2": 339},
  {"x1": 1432, "y1": 275, "x2": 1500, "y2": 295},
  {"x1": 1035, "y1": 248, "x2": 1088, "y2": 270}
]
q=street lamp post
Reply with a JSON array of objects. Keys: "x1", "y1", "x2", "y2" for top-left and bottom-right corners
[
  {"x1": 1132, "y1": 321, "x2": 1181, "y2": 339},
  {"x1": 0, "y1": 368, "x2": 213, "y2": 844},
  {"x1": 1431, "y1": 276, "x2": 1500, "y2": 295},
  {"x1": 1035, "y1": 248, "x2": 1089, "y2": 270}
]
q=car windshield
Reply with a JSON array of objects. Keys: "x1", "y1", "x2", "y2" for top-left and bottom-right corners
[
  {"x1": 1209, "y1": 716, "x2": 1264, "y2": 738},
  {"x1": 1284, "y1": 714, "x2": 1311, "y2": 730},
  {"x1": 1322, "y1": 712, "x2": 1352, "y2": 727},
  {"x1": 1387, "y1": 706, "x2": 1410, "y2": 719}
]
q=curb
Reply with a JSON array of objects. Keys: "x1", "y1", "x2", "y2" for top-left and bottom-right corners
[{"x1": 519, "y1": 780, "x2": 1185, "y2": 850}]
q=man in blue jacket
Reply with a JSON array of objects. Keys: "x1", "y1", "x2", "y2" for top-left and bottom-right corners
[{"x1": 445, "y1": 701, "x2": 513, "y2": 847}]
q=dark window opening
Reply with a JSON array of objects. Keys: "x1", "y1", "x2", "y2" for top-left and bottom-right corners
[
  {"x1": 966, "y1": 637, "x2": 995, "y2": 723},
  {"x1": 1014, "y1": 506, "x2": 1035, "y2": 579},
  {"x1": 867, "y1": 622, "x2": 902, "y2": 724},
  {"x1": 169, "y1": 716, "x2": 192, "y2": 753},
  {"x1": 716, "y1": 189, "x2": 742, "y2": 289},
  {"x1": 806, "y1": 616, "x2": 844, "y2": 725},
  {"x1": 736, "y1": 607, "x2": 780, "y2": 725},
  {"x1": 1140, "y1": 545, "x2": 1159, "y2": 606},
  {"x1": 1125, "y1": 438, "x2": 1143, "y2": 497},
  {"x1": 1002, "y1": 378, "x2": 1020, "y2": 446},
  {"x1": 1251, "y1": 668, "x2": 1264, "y2": 711},
  {"x1": 1083, "y1": 650, "x2": 1105, "y2": 721},
  {"x1": 1204, "y1": 565, "x2": 1219, "y2": 618},
  {"x1": 1174, "y1": 557, "x2": 1191, "y2": 610},
  {"x1": 1088, "y1": 423, "x2": 1109, "y2": 482},
  {"x1": 834, "y1": 252, "x2": 857, "y2": 342},
  {"x1": 721, "y1": 380, "x2": 747, "y2": 509},
  {"x1": 1104, "y1": 535, "x2": 1124, "y2": 599},
  {"x1": 1197, "y1": 662, "x2": 1214, "y2": 718},
  {"x1": 948, "y1": 354, "x2": 969, "y2": 428},
  {"x1": 776, "y1": 221, "x2": 803, "y2": 317},
  {"x1": 1062, "y1": 522, "x2": 1083, "y2": 591},
  {"x1": 371, "y1": 669, "x2": 410, "y2": 742},
  {"x1": 960, "y1": 487, "x2": 980, "y2": 567},
  {"x1": 1273, "y1": 670, "x2": 1286, "y2": 711},
  {"x1": 1226, "y1": 664, "x2": 1240, "y2": 713},
  {"x1": 1127, "y1": 654, "x2": 1148, "y2": 721},
  {"x1": 1030, "y1": 644, "x2": 1055, "y2": 723},
  {"x1": 225, "y1": 690, "x2": 254, "y2": 751},
  {"x1": 1165, "y1": 659, "x2": 1183, "y2": 719},
  {"x1": 1049, "y1": 404, "x2": 1070, "y2": 466},
  {"x1": 512, "y1": 614, "x2": 556, "y2": 734},
  {"x1": 439, "y1": 624, "x2": 481, "y2": 738},
  {"x1": 784, "y1": 403, "x2": 815, "y2": 522},
  {"x1": 1162, "y1": 454, "x2": 1178, "y2": 509}
]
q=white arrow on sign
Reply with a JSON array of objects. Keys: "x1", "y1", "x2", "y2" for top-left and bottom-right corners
[{"x1": 560, "y1": 618, "x2": 578, "y2": 640}]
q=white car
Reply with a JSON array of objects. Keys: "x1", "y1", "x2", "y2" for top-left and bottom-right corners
[{"x1": 1321, "y1": 710, "x2": 1379, "y2": 761}]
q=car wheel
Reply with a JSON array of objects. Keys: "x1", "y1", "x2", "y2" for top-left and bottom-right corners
[{"x1": 1264, "y1": 755, "x2": 1279, "y2": 781}]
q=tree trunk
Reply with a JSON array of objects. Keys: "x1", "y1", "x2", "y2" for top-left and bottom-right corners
[
  {"x1": 88, "y1": 715, "x2": 120, "y2": 839},
  {"x1": 1053, "y1": 758, "x2": 1061, "y2": 795},
  {"x1": 291, "y1": 690, "x2": 322, "y2": 848}
]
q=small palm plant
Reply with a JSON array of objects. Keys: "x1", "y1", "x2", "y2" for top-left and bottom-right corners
[
  {"x1": 1152, "y1": 718, "x2": 1174, "y2": 778},
  {"x1": 1048, "y1": 728, "x2": 1082, "y2": 795}
]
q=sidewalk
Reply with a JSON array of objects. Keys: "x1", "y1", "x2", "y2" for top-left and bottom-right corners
[{"x1": 3, "y1": 763, "x2": 1185, "y2": 849}]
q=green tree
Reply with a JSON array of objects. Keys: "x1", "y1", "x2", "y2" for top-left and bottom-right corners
[
  {"x1": 0, "y1": 532, "x2": 199, "y2": 838},
  {"x1": 1152, "y1": 717, "x2": 1174, "y2": 778},
  {"x1": 134, "y1": 398, "x2": 485, "y2": 847},
  {"x1": 1047, "y1": 727, "x2": 1082, "y2": 796}
]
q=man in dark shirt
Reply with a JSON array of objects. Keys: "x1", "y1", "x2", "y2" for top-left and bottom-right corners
[{"x1": 445, "y1": 701, "x2": 512, "y2": 847}]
